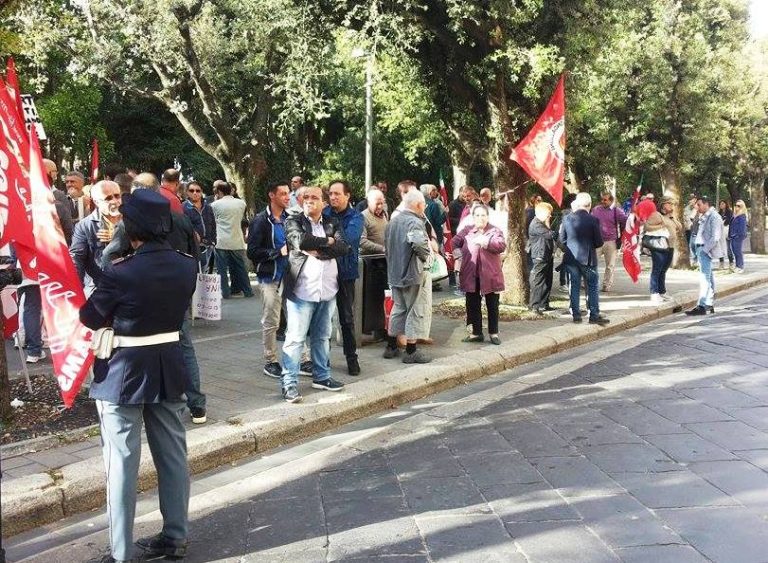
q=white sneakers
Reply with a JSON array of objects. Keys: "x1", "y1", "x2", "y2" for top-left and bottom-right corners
[
  {"x1": 650, "y1": 293, "x2": 664, "y2": 305},
  {"x1": 26, "y1": 350, "x2": 47, "y2": 364}
]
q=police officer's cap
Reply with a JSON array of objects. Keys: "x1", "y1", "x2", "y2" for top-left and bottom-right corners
[{"x1": 120, "y1": 189, "x2": 172, "y2": 235}]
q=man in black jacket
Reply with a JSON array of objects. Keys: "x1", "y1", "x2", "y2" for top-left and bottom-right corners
[
  {"x1": 528, "y1": 202, "x2": 555, "y2": 314},
  {"x1": 281, "y1": 186, "x2": 351, "y2": 403}
]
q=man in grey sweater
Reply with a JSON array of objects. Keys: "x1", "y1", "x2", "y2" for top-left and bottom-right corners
[{"x1": 383, "y1": 190, "x2": 433, "y2": 364}]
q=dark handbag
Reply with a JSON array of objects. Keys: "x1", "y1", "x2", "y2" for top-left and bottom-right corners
[{"x1": 642, "y1": 234, "x2": 669, "y2": 251}]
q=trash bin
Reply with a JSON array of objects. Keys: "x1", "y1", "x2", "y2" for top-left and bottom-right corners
[{"x1": 361, "y1": 254, "x2": 387, "y2": 336}]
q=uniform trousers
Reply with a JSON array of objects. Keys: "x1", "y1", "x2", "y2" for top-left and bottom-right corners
[{"x1": 96, "y1": 400, "x2": 189, "y2": 561}]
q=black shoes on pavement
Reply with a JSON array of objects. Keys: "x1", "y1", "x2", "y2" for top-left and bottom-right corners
[
  {"x1": 299, "y1": 361, "x2": 313, "y2": 377},
  {"x1": 190, "y1": 407, "x2": 207, "y2": 424},
  {"x1": 685, "y1": 305, "x2": 715, "y2": 316},
  {"x1": 383, "y1": 346, "x2": 401, "y2": 359},
  {"x1": 347, "y1": 357, "x2": 361, "y2": 376},
  {"x1": 589, "y1": 316, "x2": 611, "y2": 326},
  {"x1": 137, "y1": 533, "x2": 187, "y2": 559},
  {"x1": 264, "y1": 362, "x2": 282, "y2": 378},
  {"x1": 402, "y1": 349, "x2": 432, "y2": 364},
  {"x1": 311, "y1": 378, "x2": 345, "y2": 391},
  {"x1": 282, "y1": 385, "x2": 302, "y2": 403}
]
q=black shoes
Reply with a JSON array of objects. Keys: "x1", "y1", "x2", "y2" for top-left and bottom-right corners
[
  {"x1": 311, "y1": 377, "x2": 345, "y2": 392},
  {"x1": 263, "y1": 362, "x2": 282, "y2": 379},
  {"x1": 573, "y1": 317, "x2": 583, "y2": 324},
  {"x1": 462, "y1": 334, "x2": 484, "y2": 343},
  {"x1": 137, "y1": 533, "x2": 187, "y2": 559},
  {"x1": 282, "y1": 385, "x2": 302, "y2": 403},
  {"x1": 190, "y1": 407, "x2": 207, "y2": 424},
  {"x1": 383, "y1": 346, "x2": 400, "y2": 359},
  {"x1": 347, "y1": 357, "x2": 361, "y2": 376},
  {"x1": 685, "y1": 305, "x2": 714, "y2": 316},
  {"x1": 276, "y1": 329, "x2": 286, "y2": 342},
  {"x1": 299, "y1": 361, "x2": 313, "y2": 377},
  {"x1": 589, "y1": 316, "x2": 610, "y2": 326},
  {"x1": 402, "y1": 349, "x2": 432, "y2": 364}
]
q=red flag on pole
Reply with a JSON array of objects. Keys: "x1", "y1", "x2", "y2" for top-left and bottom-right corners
[
  {"x1": 28, "y1": 128, "x2": 95, "y2": 407},
  {"x1": 5, "y1": 57, "x2": 25, "y2": 122},
  {"x1": 0, "y1": 76, "x2": 36, "y2": 260},
  {"x1": 90, "y1": 138, "x2": 99, "y2": 183},
  {"x1": 509, "y1": 75, "x2": 566, "y2": 206},
  {"x1": 621, "y1": 176, "x2": 645, "y2": 283}
]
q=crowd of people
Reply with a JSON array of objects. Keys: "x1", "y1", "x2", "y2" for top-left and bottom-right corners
[{"x1": 9, "y1": 160, "x2": 754, "y2": 563}]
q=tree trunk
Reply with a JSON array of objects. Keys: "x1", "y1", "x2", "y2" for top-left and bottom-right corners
[
  {"x1": 660, "y1": 165, "x2": 691, "y2": 268},
  {"x1": 498, "y1": 164, "x2": 528, "y2": 306},
  {"x1": 451, "y1": 164, "x2": 468, "y2": 199},
  {"x1": 748, "y1": 173, "x2": 766, "y2": 254},
  {"x1": 0, "y1": 317, "x2": 13, "y2": 426},
  {"x1": 218, "y1": 147, "x2": 267, "y2": 212}
]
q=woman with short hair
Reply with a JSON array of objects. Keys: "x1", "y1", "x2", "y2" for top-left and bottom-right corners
[{"x1": 452, "y1": 205, "x2": 506, "y2": 345}]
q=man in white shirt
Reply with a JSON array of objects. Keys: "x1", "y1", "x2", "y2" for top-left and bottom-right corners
[
  {"x1": 280, "y1": 186, "x2": 351, "y2": 403},
  {"x1": 210, "y1": 182, "x2": 254, "y2": 299}
]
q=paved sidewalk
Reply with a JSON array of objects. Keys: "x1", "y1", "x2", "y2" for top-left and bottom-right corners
[
  {"x1": 8, "y1": 283, "x2": 768, "y2": 562},
  {"x1": 3, "y1": 250, "x2": 768, "y2": 536}
]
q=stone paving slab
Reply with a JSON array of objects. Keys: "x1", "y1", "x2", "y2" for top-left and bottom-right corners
[{"x1": 3, "y1": 255, "x2": 768, "y2": 538}]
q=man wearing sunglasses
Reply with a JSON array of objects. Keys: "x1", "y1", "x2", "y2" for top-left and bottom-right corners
[{"x1": 70, "y1": 180, "x2": 123, "y2": 294}]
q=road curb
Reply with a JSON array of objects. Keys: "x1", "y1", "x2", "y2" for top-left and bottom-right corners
[{"x1": 3, "y1": 272, "x2": 768, "y2": 538}]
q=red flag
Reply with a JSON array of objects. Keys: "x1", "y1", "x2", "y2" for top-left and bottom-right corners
[
  {"x1": 90, "y1": 138, "x2": 99, "y2": 183},
  {"x1": 0, "y1": 76, "x2": 36, "y2": 264},
  {"x1": 621, "y1": 176, "x2": 645, "y2": 283},
  {"x1": 5, "y1": 57, "x2": 25, "y2": 123},
  {"x1": 510, "y1": 75, "x2": 566, "y2": 206},
  {"x1": 28, "y1": 128, "x2": 94, "y2": 407},
  {"x1": 438, "y1": 172, "x2": 455, "y2": 271}
]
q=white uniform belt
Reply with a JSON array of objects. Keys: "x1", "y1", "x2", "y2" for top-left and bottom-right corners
[{"x1": 113, "y1": 332, "x2": 180, "y2": 348}]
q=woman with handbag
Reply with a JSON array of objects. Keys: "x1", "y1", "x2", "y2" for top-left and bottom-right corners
[
  {"x1": 452, "y1": 204, "x2": 507, "y2": 344},
  {"x1": 729, "y1": 200, "x2": 748, "y2": 273},
  {"x1": 639, "y1": 197, "x2": 681, "y2": 304}
]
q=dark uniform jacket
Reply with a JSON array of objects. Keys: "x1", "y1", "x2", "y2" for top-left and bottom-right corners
[
  {"x1": 101, "y1": 212, "x2": 198, "y2": 269},
  {"x1": 283, "y1": 213, "x2": 350, "y2": 300},
  {"x1": 80, "y1": 241, "x2": 197, "y2": 404}
]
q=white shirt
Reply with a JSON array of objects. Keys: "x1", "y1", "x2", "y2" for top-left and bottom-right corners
[
  {"x1": 210, "y1": 196, "x2": 246, "y2": 250},
  {"x1": 294, "y1": 217, "x2": 339, "y2": 302}
]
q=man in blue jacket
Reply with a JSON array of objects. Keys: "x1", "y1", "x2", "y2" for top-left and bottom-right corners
[
  {"x1": 560, "y1": 192, "x2": 610, "y2": 326},
  {"x1": 324, "y1": 180, "x2": 365, "y2": 375},
  {"x1": 247, "y1": 182, "x2": 291, "y2": 378},
  {"x1": 80, "y1": 189, "x2": 197, "y2": 563}
]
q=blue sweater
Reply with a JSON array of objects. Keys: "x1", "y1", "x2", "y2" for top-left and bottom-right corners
[
  {"x1": 323, "y1": 205, "x2": 364, "y2": 281},
  {"x1": 729, "y1": 214, "x2": 748, "y2": 239}
]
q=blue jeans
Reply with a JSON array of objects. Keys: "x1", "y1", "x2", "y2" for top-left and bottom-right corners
[
  {"x1": 180, "y1": 318, "x2": 205, "y2": 410},
  {"x1": 730, "y1": 237, "x2": 745, "y2": 269},
  {"x1": 565, "y1": 262, "x2": 600, "y2": 320},
  {"x1": 649, "y1": 248, "x2": 673, "y2": 295},
  {"x1": 215, "y1": 249, "x2": 253, "y2": 299},
  {"x1": 19, "y1": 285, "x2": 42, "y2": 355},
  {"x1": 696, "y1": 247, "x2": 715, "y2": 306},
  {"x1": 281, "y1": 297, "x2": 335, "y2": 388}
]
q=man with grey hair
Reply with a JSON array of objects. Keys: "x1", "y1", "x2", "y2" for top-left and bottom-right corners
[
  {"x1": 560, "y1": 192, "x2": 609, "y2": 325},
  {"x1": 65, "y1": 170, "x2": 91, "y2": 223},
  {"x1": 383, "y1": 189, "x2": 433, "y2": 363},
  {"x1": 70, "y1": 180, "x2": 122, "y2": 291}
]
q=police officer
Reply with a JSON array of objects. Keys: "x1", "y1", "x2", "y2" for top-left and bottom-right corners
[{"x1": 80, "y1": 190, "x2": 197, "y2": 563}]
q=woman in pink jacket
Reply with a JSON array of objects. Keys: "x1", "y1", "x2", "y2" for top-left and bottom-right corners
[{"x1": 452, "y1": 204, "x2": 507, "y2": 344}]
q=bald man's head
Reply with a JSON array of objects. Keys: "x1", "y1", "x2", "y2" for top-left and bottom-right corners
[{"x1": 42, "y1": 159, "x2": 58, "y2": 186}]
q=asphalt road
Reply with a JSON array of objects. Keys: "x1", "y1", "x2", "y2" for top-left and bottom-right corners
[{"x1": 9, "y1": 285, "x2": 768, "y2": 563}]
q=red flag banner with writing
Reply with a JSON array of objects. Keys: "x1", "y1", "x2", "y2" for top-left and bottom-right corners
[
  {"x1": 0, "y1": 76, "x2": 36, "y2": 267},
  {"x1": 621, "y1": 177, "x2": 645, "y2": 283},
  {"x1": 90, "y1": 138, "x2": 99, "y2": 183},
  {"x1": 29, "y1": 129, "x2": 94, "y2": 407},
  {"x1": 509, "y1": 75, "x2": 566, "y2": 206}
]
